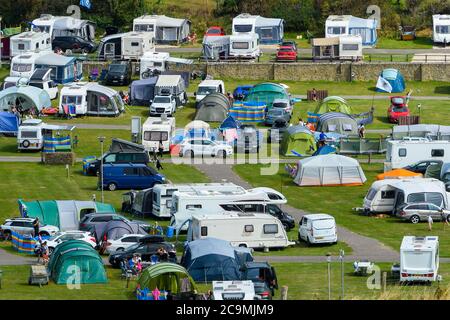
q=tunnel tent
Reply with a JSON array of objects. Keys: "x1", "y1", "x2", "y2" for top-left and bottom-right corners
[
  {"x1": 280, "y1": 125, "x2": 317, "y2": 157},
  {"x1": 195, "y1": 92, "x2": 230, "y2": 123},
  {"x1": 376, "y1": 68, "x2": 405, "y2": 93},
  {"x1": 244, "y1": 82, "x2": 290, "y2": 109},
  {"x1": 316, "y1": 112, "x2": 359, "y2": 135},
  {"x1": 0, "y1": 85, "x2": 51, "y2": 112},
  {"x1": 129, "y1": 77, "x2": 158, "y2": 106},
  {"x1": 315, "y1": 96, "x2": 352, "y2": 115},
  {"x1": 0, "y1": 112, "x2": 20, "y2": 134}
]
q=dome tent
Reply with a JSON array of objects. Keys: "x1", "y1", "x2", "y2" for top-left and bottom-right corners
[
  {"x1": 195, "y1": 93, "x2": 230, "y2": 122},
  {"x1": 244, "y1": 82, "x2": 289, "y2": 108},
  {"x1": 280, "y1": 125, "x2": 317, "y2": 157},
  {"x1": 314, "y1": 96, "x2": 352, "y2": 115},
  {"x1": 317, "y1": 112, "x2": 358, "y2": 135},
  {"x1": 376, "y1": 68, "x2": 405, "y2": 93}
]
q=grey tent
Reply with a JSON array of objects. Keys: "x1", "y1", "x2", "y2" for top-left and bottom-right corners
[
  {"x1": 195, "y1": 93, "x2": 230, "y2": 122},
  {"x1": 130, "y1": 77, "x2": 158, "y2": 106},
  {"x1": 92, "y1": 220, "x2": 147, "y2": 243},
  {"x1": 109, "y1": 138, "x2": 146, "y2": 153},
  {"x1": 181, "y1": 238, "x2": 252, "y2": 282},
  {"x1": 317, "y1": 112, "x2": 358, "y2": 135}
]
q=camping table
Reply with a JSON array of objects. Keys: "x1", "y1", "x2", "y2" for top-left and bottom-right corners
[{"x1": 28, "y1": 265, "x2": 49, "y2": 287}]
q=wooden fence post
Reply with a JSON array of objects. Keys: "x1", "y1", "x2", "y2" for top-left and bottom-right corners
[
  {"x1": 382, "y1": 272, "x2": 387, "y2": 292},
  {"x1": 281, "y1": 286, "x2": 288, "y2": 300}
]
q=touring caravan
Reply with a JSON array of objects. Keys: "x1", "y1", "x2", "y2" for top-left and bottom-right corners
[
  {"x1": 17, "y1": 119, "x2": 75, "y2": 151},
  {"x1": 139, "y1": 52, "x2": 193, "y2": 79},
  {"x1": 325, "y1": 15, "x2": 378, "y2": 47},
  {"x1": 32, "y1": 14, "x2": 96, "y2": 41},
  {"x1": 121, "y1": 32, "x2": 154, "y2": 60},
  {"x1": 133, "y1": 15, "x2": 191, "y2": 44},
  {"x1": 312, "y1": 35, "x2": 362, "y2": 61},
  {"x1": 10, "y1": 51, "x2": 49, "y2": 78},
  {"x1": 232, "y1": 13, "x2": 284, "y2": 44},
  {"x1": 97, "y1": 33, "x2": 124, "y2": 60},
  {"x1": 229, "y1": 34, "x2": 260, "y2": 59},
  {"x1": 10, "y1": 31, "x2": 51, "y2": 57},
  {"x1": 433, "y1": 15, "x2": 450, "y2": 45},
  {"x1": 142, "y1": 116, "x2": 176, "y2": 153},
  {"x1": 384, "y1": 140, "x2": 450, "y2": 172},
  {"x1": 400, "y1": 236, "x2": 439, "y2": 282},
  {"x1": 188, "y1": 212, "x2": 295, "y2": 249}
]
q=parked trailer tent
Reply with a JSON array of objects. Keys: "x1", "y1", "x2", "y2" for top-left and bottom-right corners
[
  {"x1": 433, "y1": 15, "x2": 450, "y2": 45},
  {"x1": 133, "y1": 15, "x2": 191, "y2": 44},
  {"x1": 325, "y1": 15, "x2": 377, "y2": 47},
  {"x1": 229, "y1": 34, "x2": 260, "y2": 59},
  {"x1": 142, "y1": 117, "x2": 176, "y2": 153},
  {"x1": 10, "y1": 31, "x2": 51, "y2": 57},
  {"x1": 121, "y1": 32, "x2": 154, "y2": 60},
  {"x1": 232, "y1": 13, "x2": 284, "y2": 44},
  {"x1": 400, "y1": 236, "x2": 439, "y2": 282}
]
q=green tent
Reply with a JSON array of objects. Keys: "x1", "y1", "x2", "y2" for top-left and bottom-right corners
[
  {"x1": 48, "y1": 240, "x2": 107, "y2": 285},
  {"x1": 244, "y1": 83, "x2": 289, "y2": 108},
  {"x1": 314, "y1": 96, "x2": 352, "y2": 115},
  {"x1": 280, "y1": 125, "x2": 317, "y2": 156},
  {"x1": 137, "y1": 263, "x2": 197, "y2": 293}
]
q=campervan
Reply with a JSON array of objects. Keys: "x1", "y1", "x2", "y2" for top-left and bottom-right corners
[
  {"x1": 325, "y1": 15, "x2": 378, "y2": 47},
  {"x1": 142, "y1": 116, "x2": 176, "y2": 152},
  {"x1": 384, "y1": 140, "x2": 450, "y2": 172},
  {"x1": 152, "y1": 183, "x2": 243, "y2": 218},
  {"x1": 400, "y1": 236, "x2": 439, "y2": 282},
  {"x1": 121, "y1": 32, "x2": 154, "y2": 60},
  {"x1": 154, "y1": 75, "x2": 187, "y2": 107},
  {"x1": 10, "y1": 51, "x2": 49, "y2": 78},
  {"x1": 298, "y1": 214, "x2": 337, "y2": 245},
  {"x1": 188, "y1": 212, "x2": 295, "y2": 249},
  {"x1": 433, "y1": 15, "x2": 450, "y2": 45},
  {"x1": 195, "y1": 80, "x2": 226, "y2": 103},
  {"x1": 139, "y1": 52, "x2": 193, "y2": 79},
  {"x1": 17, "y1": 119, "x2": 75, "y2": 151},
  {"x1": 9, "y1": 31, "x2": 51, "y2": 57},
  {"x1": 32, "y1": 14, "x2": 96, "y2": 41},
  {"x1": 229, "y1": 34, "x2": 260, "y2": 59}
]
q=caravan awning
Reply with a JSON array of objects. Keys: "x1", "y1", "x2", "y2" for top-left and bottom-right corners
[{"x1": 166, "y1": 57, "x2": 193, "y2": 64}]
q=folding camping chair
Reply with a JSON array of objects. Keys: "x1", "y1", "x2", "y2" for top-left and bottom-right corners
[
  {"x1": 98, "y1": 69, "x2": 108, "y2": 82},
  {"x1": 61, "y1": 105, "x2": 76, "y2": 119},
  {"x1": 89, "y1": 68, "x2": 99, "y2": 81}
]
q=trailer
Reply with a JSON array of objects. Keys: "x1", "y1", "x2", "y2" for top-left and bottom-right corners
[{"x1": 400, "y1": 236, "x2": 439, "y2": 282}]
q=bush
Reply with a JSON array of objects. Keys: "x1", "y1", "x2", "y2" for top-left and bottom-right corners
[{"x1": 43, "y1": 152, "x2": 75, "y2": 165}]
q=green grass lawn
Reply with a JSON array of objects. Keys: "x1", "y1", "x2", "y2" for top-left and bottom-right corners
[
  {"x1": 376, "y1": 37, "x2": 433, "y2": 49},
  {"x1": 234, "y1": 163, "x2": 450, "y2": 257}
]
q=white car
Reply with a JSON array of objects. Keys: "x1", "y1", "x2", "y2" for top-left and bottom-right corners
[
  {"x1": 45, "y1": 231, "x2": 97, "y2": 254},
  {"x1": 179, "y1": 139, "x2": 234, "y2": 158},
  {"x1": 298, "y1": 214, "x2": 337, "y2": 245},
  {"x1": 104, "y1": 234, "x2": 145, "y2": 254},
  {"x1": 150, "y1": 95, "x2": 177, "y2": 116},
  {"x1": 0, "y1": 217, "x2": 59, "y2": 239}
]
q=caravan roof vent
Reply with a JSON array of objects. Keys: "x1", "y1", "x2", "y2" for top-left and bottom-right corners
[{"x1": 414, "y1": 236, "x2": 426, "y2": 243}]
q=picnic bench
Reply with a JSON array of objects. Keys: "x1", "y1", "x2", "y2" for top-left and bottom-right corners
[{"x1": 306, "y1": 90, "x2": 328, "y2": 101}]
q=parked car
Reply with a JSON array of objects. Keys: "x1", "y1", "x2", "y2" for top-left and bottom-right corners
[
  {"x1": 108, "y1": 235, "x2": 176, "y2": 267},
  {"x1": 267, "y1": 118, "x2": 289, "y2": 144},
  {"x1": 79, "y1": 213, "x2": 151, "y2": 233},
  {"x1": 44, "y1": 231, "x2": 97, "y2": 255},
  {"x1": 298, "y1": 214, "x2": 337, "y2": 245},
  {"x1": 236, "y1": 124, "x2": 261, "y2": 154},
  {"x1": 100, "y1": 163, "x2": 165, "y2": 191},
  {"x1": 0, "y1": 217, "x2": 59, "y2": 239},
  {"x1": 105, "y1": 60, "x2": 132, "y2": 86},
  {"x1": 276, "y1": 46, "x2": 298, "y2": 62},
  {"x1": 396, "y1": 202, "x2": 450, "y2": 224},
  {"x1": 400, "y1": 26, "x2": 416, "y2": 41},
  {"x1": 205, "y1": 26, "x2": 226, "y2": 37},
  {"x1": 272, "y1": 98, "x2": 293, "y2": 115},
  {"x1": 404, "y1": 160, "x2": 443, "y2": 175},
  {"x1": 84, "y1": 152, "x2": 149, "y2": 176},
  {"x1": 253, "y1": 281, "x2": 273, "y2": 300},
  {"x1": 179, "y1": 139, "x2": 234, "y2": 158},
  {"x1": 241, "y1": 261, "x2": 278, "y2": 297},
  {"x1": 387, "y1": 96, "x2": 410, "y2": 123},
  {"x1": 280, "y1": 41, "x2": 298, "y2": 52},
  {"x1": 52, "y1": 36, "x2": 97, "y2": 54},
  {"x1": 104, "y1": 233, "x2": 146, "y2": 254},
  {"x1": 265, "y1": 108, "x2": 291, "y2": 126},
  {"x1": 150, "y1": 95, "x2": 177, "y2": 117},
  {"x1": 267, "y1": 204, "x2": 295, "y2": 231}
]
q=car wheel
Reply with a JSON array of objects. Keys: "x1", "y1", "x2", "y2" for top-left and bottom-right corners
[
  {"x1": 447, "y1": 215, "x2": 450, "y2": 223},
  {"x1": 282, "y1": 223, "x2": 290, "y2": 231},
  {"x1": 116, "y1": 247, "x2": 124, "y2": 252},
  {"x1": 410, "y1": 215, "x2": 420, "y2": 224},
  {"x1": 306, "y1": 236, "x2": 312, "y2": 246},
  {"x1": 108, "y1": 183, "x2": 117, "y2": 191}
]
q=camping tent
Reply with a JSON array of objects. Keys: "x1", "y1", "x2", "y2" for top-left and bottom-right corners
[
  {"x1": 244, "y1": 83, "x2": 289, "y2": 108},
  {"x1": 48, "y1": 240, "x2": 107, "y2": 284},
  {"x1": 316, "y1": 112, "x2": 358, "y2": 135},
  {"x1": 0, "y1": 85, "x2": 51, "y2": 112},
  {"x1": 35, "y1": 53, "x2": 83, "y2": 84},
  {"x1": 0, "y1": 112, "x2": 20, "y2": 134},
  {"x1": 376, "y1": 69, "x2": 405, "y2": 93},
  {"x1": 130, "y1": 188, "x2": 153, "y2": 217},
  {"x1": 129, "y1": 77, "x2": 157, "y2": 106},
  {"x1": 229, "y1": 102, "x2": 266, "y2": 123},
  {"x1": 137, "y1": 262, "x2": 197, "y2": 294},
  {"x1": 92, "y1": 220, "x2": 147, "y2": 243},
  {"x1": 220, "y1": 115, "x2": 241, "y2": 131},
  {"x1": 312, "y1": 144, "x2": 337, "y2": 156},
  {"x1": 314, "y1": 96, "x2": 352, "y2": 114},
  {"x1": 280, "y1": 125, "x2": 317, "y2": 156},
  {"x1": 109, "y1": 138, "x2": 146, "y2": 153},
  {"x1": 181, "y1": 238, "x2": 250, "y2": 282},
  {"x1": 293, "y1": 154, "x2": 367, "y2": 186},
  {"x1": 184, "y1": 120, "x2": 211, "y2": 139},
  {"x1": 376, "y1": 169, "x2": 422, "y2": 180},
  {"x1": 18, "y1": 199, "x2": 116, "y2": 231},
  {"x1": 195, "y1": 93, "x2": 230, "y2": 122}
]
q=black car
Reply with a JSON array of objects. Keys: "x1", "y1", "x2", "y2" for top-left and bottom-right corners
[
  {"x1": 253, "y1": 281, "x2": 273, "y2": 300},
  {"x1": 404, "y1": 160, "x2": 443, "y2": 175},
  {"x1": 241, "y1": 262, "x2": 278, "y2": 296},
  {"x1": 109, "y1": 235, "x2": 176, "y2": 267},
  {"x1": 266, "y1": 204, "x2": 295, "y2": 231},
  {"x1": 105, "y1": 61, "x2": 132, "y2": 86},
  {"x1": 84, "y1": 151, "x2": 149, "y2": 176},
  {"x1": 267, "y1": 118, "x2": 289, "y2": 143},
  {"x1": 52, "y1": 36, "x2": 97, "y2": 54}
]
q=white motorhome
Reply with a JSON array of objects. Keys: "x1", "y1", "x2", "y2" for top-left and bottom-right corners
[
  {"x1": 10, "y1": 51, "x2": 49, "y2": 78},
  {"x1": 10, "y1": 31, "x2": 52, "y2": 57},
  {"x1": 212, "y1": 281, "x2": 256, "y2": 300},
  {"x1": 433, "y1": 15, "x2": 450, "y2": 45},
  {"x1": 152, "y1": 182, "x2": 243, "y2": 218},
  {"x1": 142, "y1": 116, "x2": 176, "y2": 153},
  {"x1": 17, "y1": 119, "x2": 75, "y2": 151},
  {"x1": 195, "y1": 80, "x2": 226, "y2": 103},
  {"x1": 121, "y1": 32, "x2": 154, "y2": 60},
  {"x1": 32, "y1": 14, "x2": 96, "y2": 41},
  {"x1": 384, "y1": 140, "x2": 450, "y2": 172},
  {"x1": 298, "y1": 214, "x2": 337, "y2": 245},
  {"x1": 400, "y1": 236, "x2": 439, "y2": 282},
  {"x1": 229, "y1": 34, "x2": 260, "y2": 59},
  {"x1": 139, "y1": 52, "x2": 193, "y2": 79},
  {"x1": 188, "y1": 212, "x2": 295, "y2": 249}
]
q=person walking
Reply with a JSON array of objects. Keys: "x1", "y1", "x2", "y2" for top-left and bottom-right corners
[
  {"x1": 158, "y1": 140, "x2": 164, "y2": 158},
  {"x1": 428, "y1": 215, "x2": 434, "y2": 231},
  {"x1": 441, "y1": 210, "x2": 449, "y2": 228},
  {"x1": 358, "y1": 124, "x2": 366, "y2": 138},
  {"x1": 33, "y1": 217, "x2": 40, "y2": 238}
]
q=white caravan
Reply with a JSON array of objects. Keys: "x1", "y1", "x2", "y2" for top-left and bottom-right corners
[
  {"x1": 338, "y1": 35, "x2": 363, "y2": 60},
  {"x1": 229, "y1": 34, "x2": 260, "y2": 59},
  {"x1": 325, "y1": 15, "x2": 377, "y2": 47},
  {"x1": 433, "y1": 15, "x2": 450, "y2": 45},
  {"x1": 121, "y1": 32, "x2": 154, "y2": 60},
  {"x1": 195, "y1": 80, "x2": 226, "y2": 103},
  {"x1": 132, "y1": 15, "x2": 158, "y2": 39},
  {"x1": 298, "y1": 214, "x2": 337, "y2": 245},
  {"x1": 152, "y1": 183, "x2": 243, "y2": 218},
  {"x1": 10, "y1": 51, "x2": 49, "y2": 78},
  {"x1": 188, "y1": 212, "x2": 295, "y2": 249},
  {"x1": 212, "y1": 281, "x2": 256, "y2": 300},
  {"x1": 400, "y1": 236, "x2": 439, "y2": 282},
  {"x1": 32, "y1": 14, "x2": 95, "y2": 41},
  {"x1": 363, "y1": 179, "x2": 407, "y2": 214},
  {"x1": 142, "y1": 116, "x2": 176, "y2": 153},
  {"x1": 139, "y1": 52, "x2": 193, "y2": 79},
  {"x1": 384, "y1": 140, "x2": 450, "y2": 172},
  {"x1": 17, "y1": 119, "x2": 75, "y2": 151},
  {"x1": 10, "y1": 31, "x2": 52, "y2": 57}
]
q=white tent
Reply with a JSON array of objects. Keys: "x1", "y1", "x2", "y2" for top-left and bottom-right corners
[{"x1": 293, "y1": 154, "x2": 367, "y2": 186}]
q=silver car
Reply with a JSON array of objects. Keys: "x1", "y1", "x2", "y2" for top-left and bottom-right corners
[{"x1": 396, "y1": 203, "x2": 450, "y2": 224}]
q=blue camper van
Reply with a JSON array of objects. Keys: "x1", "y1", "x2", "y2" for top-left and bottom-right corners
[{"x1": 100, "y1": 163, "x2": 165, "y2": 191}]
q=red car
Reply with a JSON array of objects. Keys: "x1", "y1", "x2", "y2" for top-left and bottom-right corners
[
  {"x1": 204, "y1": 26, "x2": 226, "y2": 37},
  {"x1": 276, "y1": 46, "x2": 298, "y2": 62},
  {"x1": 387, "y1": 96, "x2": 410, "y2": 123}
]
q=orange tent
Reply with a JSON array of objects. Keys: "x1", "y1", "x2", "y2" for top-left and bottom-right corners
[{"x1": 376, "y1": 169, "x2": 422, "y2": 180}]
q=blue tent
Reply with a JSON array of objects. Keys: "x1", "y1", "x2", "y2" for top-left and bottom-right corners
[
  {"x1": 220, "y1": 116, "x2": 241, "y2": 131},
  {"x1": 0, "y1": 85, "x2": 51, "y2": 112},
  {"x1": 233, "y1": 85, "x2": 254, "y2": 100},
  {"x1": 376, "y1": 69, "x2": 405, "y2": 93},
  {"x1": 0, "y1": 112, "x2": 20, "y2": 134},
  {"x1": 130, "y1": 77, "x2": 158, "y2": 106},
  {"x1": 313, "y1": 145, "x2": 337, "y2": 156},
  {"x1": 181, "y1": 238, "x2": 251, "y2": 282}
]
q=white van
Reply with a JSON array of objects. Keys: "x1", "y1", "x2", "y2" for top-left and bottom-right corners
[
  {"x1": 212, "y1": 281, "x2": 256, "y2": 300},
  {"x1": 188, "y1": 212, "x2": 295, "y2": 249},
  {"x1": 142, "y1": 116, "x2": 176, "y2": 153},
  {"x1": 298, "y1": 214, "x2": 337, "y2": 245},
  {"x1": 195, "y1": 80, "x2": 226, "y2": 103},
  {"x1": 121, "y1": 32, "x2": 154, "y2": 60},
  {"x1": 229, "y1": 34, "x2": 260, "y2": 59},
  {"x1": 10, "y1": 31, "x2": 52, "y2": 57},
  {"x1": 400, "y1": 236, "x2": 439, "y2": 282}
]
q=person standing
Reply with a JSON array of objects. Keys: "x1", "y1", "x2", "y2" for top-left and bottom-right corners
[
  {"x1": 358, "y1": 124, "x2": 366, "y2": 138},
  {"x1": 441, "y1": 210, "x2": 449, "y2": 228},
  {"x1": 428, "y1": 215, "x2": 434, "y2": 231},
  {"x1": 156, "y1": 158, "x2": 163, "y2": 171},
  {"x1": 158, "y1": 140, "x2": 164, "y2": 158},
  {"x1": 311, "y1": 88, "x2": 318, "y2": 101},
  {"x1": 298, "y1": 118, "x2": 305, "y2": 126},
  {"x1": 33, "y1": 217, "x2": 40, "y2": 238}
]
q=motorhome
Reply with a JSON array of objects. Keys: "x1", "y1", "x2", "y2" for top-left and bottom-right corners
[
  {"x1": 188, "y1": 212, "x2": 295, "y2": 249},
  {"x1": 121, "y1": 32, "x2": 154, "y2": 60},
  {"x1": 9, "y1": 31, "x2": 51, "y2": 57},
  {"x1": 32, "y1": 14, "x2": 96, "y2": 41},
  {"x1": 433, "y1": 15, "x2": 450, "y2": 45},
  {"x1": 154, "y1": 75, "x2": 187, "y2": 107},
  {"x1": 325, "y1": 15, "x2": 378, "y2": 47},
  {"x1": 384, "y1": 140, "x2": 450, "y2": 172},
  {"x1": 10, "y1": 51, "x2": 49, "y2": 78},
  {"x1": 142, "y1": 116, "x2": 176, "y2": 153},
  {"x1": 229, "y1": 34, "x2": 260, "y2": 59},
  {"x1": 195, "y1": 80, "x2": 226, "y2": 103},
  {"x1": 139, "y1": 52, "x2": 193, "y2": 79},
  {"x1": 152, "y1": 183, "x2": 243, "y2": 218},
  {"x1": 212, "y1": 281, "x2": 256, "y2": 300},
  {"x1": 17, "y1": 119, "x2": 75, "y2": 151},
  {"x1": 400, "y1": 236, "x2": 439, "y2": 282}
]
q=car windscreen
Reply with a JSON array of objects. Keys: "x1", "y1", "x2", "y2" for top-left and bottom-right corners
[
  {"x1": 153, "y1": 96, "x2": 171, "y2": 103},
  {"x1": 313, "y1": 219, "x2": 335, "y2": 229},
  {"x1": 207, "y1": 28, "x2": 222, "y2": 34},
  {"x1": 392, "y1": 97, "x2": 405, "y2": 104},
  {"x1": 393, "y1": 107, "x2": 407, "y2": 112},
  {"x1": 270, "y1": 109, "x2": 284, "y2": 116},
  {"x1": 109, "y1": 64, "x2": 126, "y2": 73},
  {"x1": 197, "y1": 86, "x2": 217, "y2": 95}
]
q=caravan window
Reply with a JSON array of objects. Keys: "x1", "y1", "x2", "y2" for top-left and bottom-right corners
[
  {"x1": 20, "y1": 131, "x2": 38, "y2": 138},
  {"x1": 134, "y1": 24, "x2": 154, "y2": 32},
  {"x1": 244, "y1": 225, "x2": 254, "y2": 233},
  {"x1": 342, "y1": 44, "x2": 359, "y2": 51},
  {"x1": 381, "y1": 191, "x2": 396, "y2": 199},
  {"x1": 234, "y1": 25, "x2": 253, "y2": 33},
  {"x1": 328, "y1": 27, "x2": 346, "y2": 35},
  {"x1": 201, "y1": 226, "x2": 208, "y2": 236},
  {"x1": 232, "y1": 42, "x2": 249, "y2": 49},
  {"x1": 398, "y1": 148, "x2": 407, "y2": 157},
  {"x1": 263, "y1": 224, "x2": 279, "y2": 234},
  {"x1": 18, "y1": 43, "x2": 25, "y2": 50},
  {"x1": 431, "y1": 149, "x2": 444, "y2": 157},
  {"x1": 436, "y1": 26, "x2": 450, "y2": 34},
  {"x1": 366, "y1": 188, "x2": 377, "y2": 201},
  {"x1": 12, "y1": 63, "x2": 32, "y2": 72},
  {"x1": 62, "y1": 96, "x2": 82, "y2": 105},
  {"x1": 131, "y1": 42, "x2": 140, "y2": 47},
  {"x1": 186, "y1": 204, "x2": 202, "y2": 210},
  {"x1": 143, "y1": 131, "x2": 169, "y2": 142}
]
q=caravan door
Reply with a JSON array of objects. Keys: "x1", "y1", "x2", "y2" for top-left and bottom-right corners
[{"x1": 105, "y1": 43, "x2": 116, "y2": 59}]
